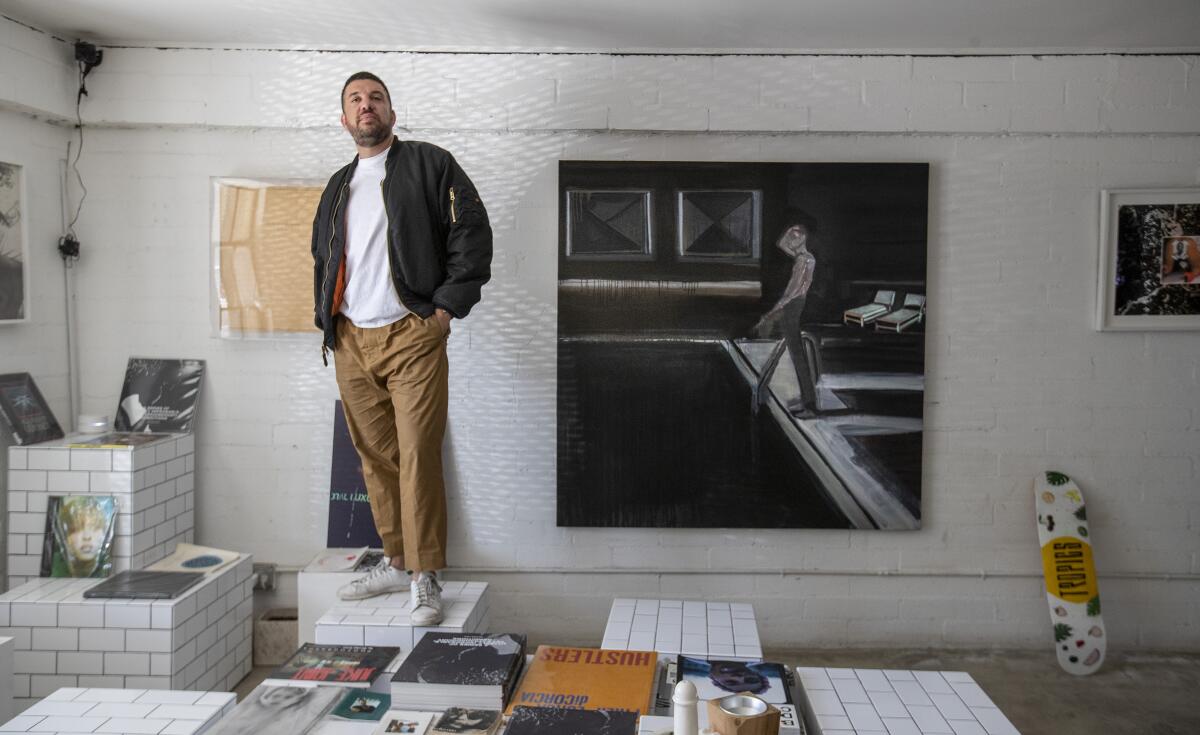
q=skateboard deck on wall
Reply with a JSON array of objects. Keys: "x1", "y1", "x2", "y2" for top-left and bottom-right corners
[{"x1": 1035, "y1": 471, "x2": 1105, "y2": 675}]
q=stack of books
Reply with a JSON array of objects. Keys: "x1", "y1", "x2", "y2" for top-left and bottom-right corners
[{"x1": 391, "y1": 632, "x2": 527, "y2": 711}]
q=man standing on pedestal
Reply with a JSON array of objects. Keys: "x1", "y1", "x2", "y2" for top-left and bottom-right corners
[{"x1": 311, "y1": 72, "x2": 492, "y2": 625}]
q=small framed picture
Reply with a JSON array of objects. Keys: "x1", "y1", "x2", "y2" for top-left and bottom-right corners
[
  {"x1": 0, "y1": 160, "x2": 29, "y2": 324},
  {"x1": 1096, "y1": 188, "x2": 1200, "y2": 330}
]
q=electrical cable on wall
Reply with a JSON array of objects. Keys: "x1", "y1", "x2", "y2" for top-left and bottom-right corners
[{"x1": 58, "y1": 41, "x2": 102, "y2": 262}]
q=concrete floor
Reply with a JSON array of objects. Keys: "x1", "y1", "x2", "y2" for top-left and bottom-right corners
[{"x1": 235, "y1": 648, "x2": 1200, "y2": 735}]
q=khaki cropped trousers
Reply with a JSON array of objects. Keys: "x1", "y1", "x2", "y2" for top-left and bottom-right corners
[{"x1": 333, "y1": 314, "x2": 449, "y2": 572}]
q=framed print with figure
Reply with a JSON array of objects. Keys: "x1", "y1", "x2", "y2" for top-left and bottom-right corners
[{"x1": 1097, "y1": 188, "x2": 1200, "y2": 331}]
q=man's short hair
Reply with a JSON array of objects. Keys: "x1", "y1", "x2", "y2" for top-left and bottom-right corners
[{"x1": 341, "y1": 71, "x2": 391, "y2": 108}]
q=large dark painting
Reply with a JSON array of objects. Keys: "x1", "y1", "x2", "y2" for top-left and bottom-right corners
[{"x1": 557, "y1": 162, "x2": 929, "y2": 529}]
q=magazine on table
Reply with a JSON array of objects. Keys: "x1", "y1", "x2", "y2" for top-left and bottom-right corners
[
  {"x1": 207, "y1": 684, "x2": 342, "y2": 735},
  {"x1": 506, "y1": 646, "x2": 657, "y2": 715},
  {"x1": 371, "y1": 710, "x2": 435, "y2": 735},
  {"x1": 391, "y1": 632, "x2": 526, "y2": 711},
  {"x1": 265, "y1": 643, "x2": 401, "y2": 688},
  {"x1": 675, "y1": 655, "x2": 804, "y2": 733},
  {"x1": 147, "y1": 542, "x2": 240, "y2": 574}
]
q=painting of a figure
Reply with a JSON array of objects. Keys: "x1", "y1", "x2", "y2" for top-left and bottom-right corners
[
  {"x1": 0, "y1": 161, "x2": 27, "y2": 323},
  {"x1": 557, "y1": 162, "x2": 929, "y2": 530}
]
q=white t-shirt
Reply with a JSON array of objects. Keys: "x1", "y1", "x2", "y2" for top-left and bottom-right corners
[{"x1": 339, "y1": 149, "x2": 409, "y2": 327}]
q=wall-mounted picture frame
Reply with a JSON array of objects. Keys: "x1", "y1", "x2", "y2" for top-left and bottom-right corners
[
  {"x1": 210, "y1": 177, "x2": 323, "y2": 339},
  {"x1": 1097, "y1": 188, "x2": 1200, "y2": 331},
  {"x1": 0, "y1": 160, "x2": 29, "y2": 324}
]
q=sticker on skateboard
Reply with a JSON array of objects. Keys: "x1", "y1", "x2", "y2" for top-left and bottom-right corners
[{"x1": 1035, "y1": 471, "x2": 1105, "y2": 675}]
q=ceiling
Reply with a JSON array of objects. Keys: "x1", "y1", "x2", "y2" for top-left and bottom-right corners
[{"x1": 1, "y1": 0, "x2": 1198, "y2": 54}]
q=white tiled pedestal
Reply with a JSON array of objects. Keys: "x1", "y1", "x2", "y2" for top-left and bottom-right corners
[
  {"x1": 296, "y1": 554, "x2": 379, "y2": 645},
  {"x1": 0, "y1": 555, "x2": 253, "y2": 712},
  {"x1": 0, "y1": 636, "x2": 12, "y2": 724},
  {"x1": 6, "y1": 434, "x2": 196, "y2": 589},
  {"x1": 795, "y1": 667, "x2": 1021, "y2": 735},
  {"x1": 315, "y1": 580, "x2": 491, "y2": 651},
  {"x1": 602, "y1": 598, "x2": 764, "y2": 660},
  {"x1": 1, "y1": 687, "x2": 236, "y2": 735}
]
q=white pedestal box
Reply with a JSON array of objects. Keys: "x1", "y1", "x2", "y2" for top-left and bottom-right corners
[
  {"x1": 0, "y1": 636, "x2": 12, "y2": 725},
  {"x1": 795, "y1": 667, "x2": 1021, "y2": 735},
  {"x1": 0, "y1": 687, "x2": 236, "y2": 735},
  {"x1": 314, "y1": 580, "x2": 491, "y2": 651},
  {"x1": 0, "y1": 555, "x2": 253, "y2": 712},
  {"x1": 6, "y1": 433, "x2": 196, "y2": 590},
  {"x1": 297, "y1": 552, "x2": 491, "y2": 647},
  {"x1": 602, "y1": 598, "x2": 763, "y2": 661}
]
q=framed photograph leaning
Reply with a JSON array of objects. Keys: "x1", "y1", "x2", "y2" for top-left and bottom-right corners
[
  {"x1": 1097, "y1": 188, "x2": 1200, "y2": 331},
  {"x1": 0, "y1": 160, "x2": 29, "y2": 324}
]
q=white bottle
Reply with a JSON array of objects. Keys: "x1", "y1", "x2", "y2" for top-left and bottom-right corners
[{"x1": 672, "y1": 680, "x2": 699, "y2": 735}]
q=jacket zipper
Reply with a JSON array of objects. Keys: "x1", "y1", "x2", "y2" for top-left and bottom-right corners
[
  {"x1": 320, "y1": 181, "x2": 348, "y2": 364},
  {"x1": 449, "y1": 187, "x2": 457, "y2": 224}
]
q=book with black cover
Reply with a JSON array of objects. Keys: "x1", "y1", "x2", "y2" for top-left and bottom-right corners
[
  {"x1": 505, "y1": 706, "x2": 638, "y2": 735},
  {"x1": 83, "y1": 570, "x2": 206, "y2": 599},
  {"x1": 113, "y1": 357, "x2": 205, "y2": 432},
  {"x1": 266, "y1": 643, "x2": 401, "y2": 688},
  {"x1": 0, "y1": 372, "x2": 63, "y2": 445},
  {"x1": 327, "y1": 400, "x2": 383, "y2": 548},
  {"x1": 391, "y1": 632, "x2": 527, "y2": 711},
  {"x1": 208, "y1": 684, "x2": 342, "y2": 735}
]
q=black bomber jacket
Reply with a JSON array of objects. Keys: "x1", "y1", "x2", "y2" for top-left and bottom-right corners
[{"x1": 311, "y1": 137, "x2": 492, "y2": 356}]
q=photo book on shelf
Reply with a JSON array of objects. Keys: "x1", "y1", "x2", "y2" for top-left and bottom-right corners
[
  {"x1": 113, "y1": 356, "x2": 205, "y2": 432},
  {"x1": 39, "y1": 495, "x2": 117, "y2": 578}
]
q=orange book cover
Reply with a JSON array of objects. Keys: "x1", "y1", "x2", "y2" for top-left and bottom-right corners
[{"x1": 505, "y1": 646, "x2": 658, "y2": 716}]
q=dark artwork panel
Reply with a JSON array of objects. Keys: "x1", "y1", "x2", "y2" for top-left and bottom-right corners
[
  {"x1": 1114, "y1": 203, "x2": 1200, "y2": 316},
  {"x1": 0, "y1": 372, "x2": 64, "y2": 445},
  {"x1": 558, "y1": 161, "x2": 929, "y2": 530},
  {"x1": 558, "y1": 341, "x2": 846, "y2": 528},
  {"x1": 327, "y1": 400, "x2": 382, "y2": 548}
]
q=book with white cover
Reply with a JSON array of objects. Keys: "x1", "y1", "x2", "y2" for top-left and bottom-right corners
[
  {"x1": 311, "y1": 547, "x2": 370, "y2": 573},
  {"x1": 147, "y1": 542, "x2": 240, "y2": 574}
]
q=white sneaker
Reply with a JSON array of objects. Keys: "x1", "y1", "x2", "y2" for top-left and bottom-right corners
[
  {"x1": 337, "y1": 559, "x2": 408, "y2": 601},
  {"x1": 410, "y1": 572, "x2": 444, "y2": 626}
]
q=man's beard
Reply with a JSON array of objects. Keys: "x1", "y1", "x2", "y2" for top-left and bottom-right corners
[{"x1": 350, "y1": 118, "x2": 390, "y2": 147}]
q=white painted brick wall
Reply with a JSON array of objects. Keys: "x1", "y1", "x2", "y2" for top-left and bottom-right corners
[{"x1": 0, "y1": 17, "x2": 1196, "y2": 649}]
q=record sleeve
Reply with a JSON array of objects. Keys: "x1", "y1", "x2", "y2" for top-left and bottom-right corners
[
  {"x1": 147, "y1": 542, "x2": 240, "y2": 574},
  {"x1": 113, "y1": 357, "x2": 205, "y2": 432},
  {"x1": 40, "y1": 495, "x2": 117, "y2": 578},
  {"x1": 208, "y1": 684, "x2": 342, "y2": 735},
  {"x1": 83, "y1": 570, "x2": 205, "y2": 599},
  {"x1": 0, "y1": 372, "x2": 63, "y2": 445}
]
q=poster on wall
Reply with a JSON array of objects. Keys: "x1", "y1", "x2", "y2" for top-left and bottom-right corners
[
  {"x1": 0, "y1": 160, "x2": 28, "y2": 323},
  {"x1": 1096, "y1": 188, "x2": 1200, "y2": 330},
  {"x1": 557, "y1": 161, "x2": 929, "y2": 530},
  {"x1": 327, "y1": 400, "x2": 382, "y2": 549}
]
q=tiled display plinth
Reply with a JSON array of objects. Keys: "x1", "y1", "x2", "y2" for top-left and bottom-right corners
[
  {"x1": 296, "y1": 553, "x2": 379, "y2": 645},
  {"x1": 1, "y1": 687, "x2": 235, "y2": 735},
  {"x1": 6, "y1": 434, "x2": 196, "y2": 589},
  {"x1": 0, "y1": 636, "x2": 12, "y2": 724},
  {"x1": 315, "y1": 580, "x2": 490, "y2": 650},
  {"x1": 0, "y1": 555, "x2": 253, "y2": 711},
  {"x1": 796, "y1": 667, "x2": 1021, "y2": 735},
  {"x1": 602, "y1": 598, "x2": 763, "y2": 660}
]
